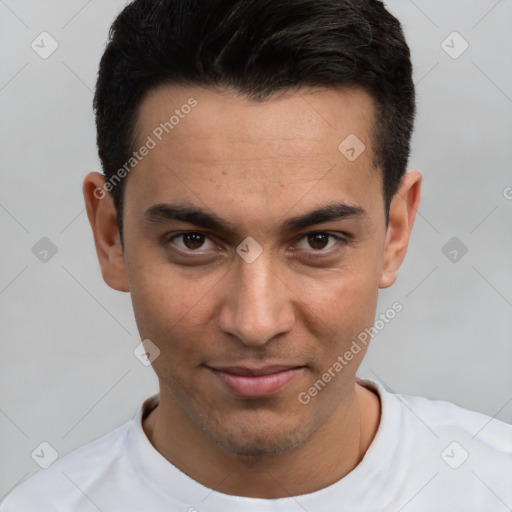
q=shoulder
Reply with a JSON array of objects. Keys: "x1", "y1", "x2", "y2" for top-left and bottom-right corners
[
  {"x1": 390, "y1": 386, "x2": 512, "y2": 501},
  {"x1": 359, "y1": 378, "x2": 512, "y2": 506},
  {"x1": 396, "y1": 389, "x2": 512, "y2": 446},
  {"x1": 0, "y1": 421, "x2": 131, "y2": 511},
  {"x1": 361, "y1": 377, "x2": 512, "y2": 446}
]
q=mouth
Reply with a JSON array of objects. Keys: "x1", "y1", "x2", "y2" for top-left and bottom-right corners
[{"x1": 205, "y1": 364, "x2": 306, "y2": 398}]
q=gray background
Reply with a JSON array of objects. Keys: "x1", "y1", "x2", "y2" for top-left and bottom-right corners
[{"x1": 1, "y1": 0, "x2": 511, "y2": 499}]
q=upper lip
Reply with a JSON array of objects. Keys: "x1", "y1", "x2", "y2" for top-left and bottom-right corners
[{"x1": 207, "y1": 364, "x2": 304, "y2": 376}]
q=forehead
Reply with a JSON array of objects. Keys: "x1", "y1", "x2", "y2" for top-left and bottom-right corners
[
  {"x1": 126, "y1": 84, "x2": 381, "y2": 225},
  {"x1": 135, "y1": 84, "x2": 376, "y2": 162}
]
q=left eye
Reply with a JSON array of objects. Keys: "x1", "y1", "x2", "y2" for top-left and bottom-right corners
[{"x1": 295, "y1": 232, "x2": 343, "y2": 251}]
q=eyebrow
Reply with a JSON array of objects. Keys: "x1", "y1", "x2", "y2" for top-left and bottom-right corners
[{"x1": 143, "y1": 201, "x2": 364, "y2": 235}]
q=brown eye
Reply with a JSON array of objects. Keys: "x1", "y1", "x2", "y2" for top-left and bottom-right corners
[
  {"x1": 169, "y1": 232, "x2": 217, "y2": 252},
  {"x1": 307, "y1": 233, "x2": 330, "y2": 250},
  {"x1": 182, "y1": 232, "x2": 205, "y2": 250},
  {"x1": 296, "y1": 231, "x2": 344, "y2": 252}
]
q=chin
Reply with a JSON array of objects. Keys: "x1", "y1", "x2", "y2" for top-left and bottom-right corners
[{"x1": 200, "y1": 418, "x2": 312, "y2": 457}]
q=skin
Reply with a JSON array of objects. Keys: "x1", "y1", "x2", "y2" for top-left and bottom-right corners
[{"x1": 83, "y1": 84, "x2": 421, "y2": 498}]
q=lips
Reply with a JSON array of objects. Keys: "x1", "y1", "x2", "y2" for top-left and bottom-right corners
[
  {"x1": 206, "y1": 364, "x2": 305, "y2": 397},
  {"x1": 212, "y1": 364, "x2": 301, "y2": 376}
]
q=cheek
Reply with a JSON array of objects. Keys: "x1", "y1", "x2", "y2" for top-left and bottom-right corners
[
  {"x1": 129, "y1": 279, "x2": 209, "y2": 385},
  {"x1": 295, "y1": 257, "x2": 381, "y2": 335},
  {"x1": 126, "y1": 250, "x2": 224, "y2": 356}
]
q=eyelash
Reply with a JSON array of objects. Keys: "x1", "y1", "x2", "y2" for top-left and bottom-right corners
[{"x1": 165, "y1": 231, "x2": 348, "y2": 258}]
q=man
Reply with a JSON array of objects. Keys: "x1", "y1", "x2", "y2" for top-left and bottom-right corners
[{"x1": 1, "y1": 0, "x2": 510, "y2": 510}]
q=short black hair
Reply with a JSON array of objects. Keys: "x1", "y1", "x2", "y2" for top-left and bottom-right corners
[{"x1": 94, "y1": 0, "x2": 415, "y2": 241}]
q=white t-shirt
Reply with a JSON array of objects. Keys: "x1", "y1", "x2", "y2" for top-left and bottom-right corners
[{"x1": 1, "y1": 378, "x2": 511, "y2": 511}]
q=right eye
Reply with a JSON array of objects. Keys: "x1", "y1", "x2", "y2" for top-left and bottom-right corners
[{"x1": 166, "y1": 231, "x2": 219, "y2": 253}]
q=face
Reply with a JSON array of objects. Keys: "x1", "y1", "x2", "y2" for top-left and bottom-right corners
[{"x1": 85, "y1": 84, "x2": 419, "y2": 457}]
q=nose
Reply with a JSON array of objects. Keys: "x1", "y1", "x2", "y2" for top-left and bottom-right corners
[{"x1": 217, "y1": 251, "x2": 295, "y2": 347}]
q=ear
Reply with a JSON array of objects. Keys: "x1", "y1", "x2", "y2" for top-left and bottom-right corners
[
  {"x1": 379, "y1": 170, "x2": 422, "y2": 289},
  {"x1": 83, "y1": 172, "x2": 130, "y2": 292}
]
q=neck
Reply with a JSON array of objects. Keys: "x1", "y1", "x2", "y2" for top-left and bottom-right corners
[{"x1": 142, "y1": 381, "x2": 380, "y2": 498}]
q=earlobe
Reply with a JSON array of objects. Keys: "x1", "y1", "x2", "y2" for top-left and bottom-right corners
[
  {"x1": 378, "y1": 170, "x2": 422, "y2": 289},
  {"x1": 83, "y1": 172, "x2": 130, "y2": 292},
  {"x1": 379, "y1": 269, "x2": 397, "y2": 289}
]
